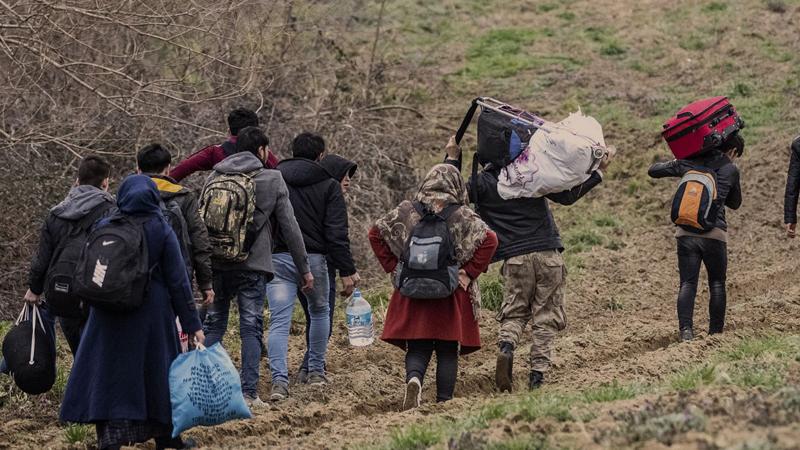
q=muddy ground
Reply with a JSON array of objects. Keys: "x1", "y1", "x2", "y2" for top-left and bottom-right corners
[{"x1": 2, "y1": 0, "x2": 800, "y2": 448}]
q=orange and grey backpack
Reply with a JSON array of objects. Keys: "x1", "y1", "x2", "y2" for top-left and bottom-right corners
[{"x1": 671, "y1": 169, "x2": 718, "y2": 232}]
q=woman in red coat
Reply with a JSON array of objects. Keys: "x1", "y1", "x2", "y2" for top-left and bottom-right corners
[{"x1": 369, "y1": 163, "x2": 498, "y2": 409}]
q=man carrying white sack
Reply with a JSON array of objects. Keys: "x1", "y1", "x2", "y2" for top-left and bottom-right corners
[{"x1": 444, "y1": 133, "x2": 615, "y2": 392}]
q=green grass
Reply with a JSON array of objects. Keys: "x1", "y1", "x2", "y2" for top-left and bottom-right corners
[
  {"x1": 63, "y1": 423, "x2": 93, "y2": 445},
  {"x1": 679, "y1": 34, "x2": 712, "y2": 51},
  {"x1": 670, "y1": 364, "x2": 717, "y2": 391},
  {"x1": 722, "y1": 335, "x2": 796, "y2": 361},
  {"x1": 703, "y1": 1, "x2": 729, "y2": 12},
  {"x1": 582, "y1": 381, "x2": 639, "y2": 403},
  {"x1": 479, "y1": 274, "x2": 505, "y2": 312},
  {"x1": 459, "y1": 28, "x2": 581, "y2": 80},
  {"x1": 386, "y1": 423, "x2": 441, "y2": 450}
]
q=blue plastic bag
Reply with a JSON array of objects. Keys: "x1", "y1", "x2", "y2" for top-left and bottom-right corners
[{"x1": 169, "y1": 342, "x2": 252, "y2": 438}]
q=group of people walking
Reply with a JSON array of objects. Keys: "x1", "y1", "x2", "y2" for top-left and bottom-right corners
[{"x1": 4, "y1": 100, "x2": 780, "y2": 449}]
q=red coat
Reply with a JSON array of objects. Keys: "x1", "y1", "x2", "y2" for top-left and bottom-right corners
[
  {"x1": 368, "y1": 227, "x2": 498, "y2": 354},
  {"x1": 169, "y1": 136, "x2": 279, "y2": 181}
]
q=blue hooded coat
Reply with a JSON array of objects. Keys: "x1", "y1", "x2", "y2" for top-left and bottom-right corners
[{"x1": 60, "y1": 175, "x2": 202, "y2": 426}]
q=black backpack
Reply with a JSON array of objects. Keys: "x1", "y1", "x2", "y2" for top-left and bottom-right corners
[
  {"x1": 394, "y1": 203, "x2": 460, "y2": 299},
  {"x1": 161, "y1": 199, "x2": 192, "y2": 276},
  {"x1": 72, "y1": 214, "x2": 151, "y2": 312},
  {"x1": 1, "y1": 305, "x2": 56, "y2": 395},
  {"x1": 44, "y1": 203, "x2": 112, "y2": 318}
]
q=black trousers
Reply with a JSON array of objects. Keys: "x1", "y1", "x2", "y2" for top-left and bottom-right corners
[
  {"x1": 405, "y1": 339, "x2": 459, "y2": 402},
  {"x1": 677, "y1": 236, "x2": 727, "y2": 333}
]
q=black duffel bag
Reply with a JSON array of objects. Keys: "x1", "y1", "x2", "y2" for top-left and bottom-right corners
[{"x1": 1, "y1": 304, "x2": 56, "y2": 395}]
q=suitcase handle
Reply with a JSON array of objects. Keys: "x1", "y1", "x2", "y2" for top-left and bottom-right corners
[{"x1": 677, "y1": 112, "x2": 694, "y2": 119}]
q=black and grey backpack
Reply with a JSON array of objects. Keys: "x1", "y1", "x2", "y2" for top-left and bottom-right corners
[
  {"x1": 394, "y1": 202, "x2": 460, "y2": 299},
  {"x1": 72, "y1": 214, "x2": 151, "y2": 312}
]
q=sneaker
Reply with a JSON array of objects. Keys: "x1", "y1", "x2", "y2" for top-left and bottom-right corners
[
  {"x1": 269, "y1": 383, "x2": 289, "y2": 402},
  {"x1": 529, "y1": 370, "x2": 544, "y2": 390},
  {"x1": 680, "y1": 327, "x2": 695, "y2": 342},
  {"x1": 244, "y1": 395, "x2": 268, "y2": 410},
  {"x1": 495, "y1": 342, "x2": 514, "y2": 393},
  {"x1": 402, "y1": 377, "x2": 422, "y2": 411},
  {"x1": 297, "y1": 367, "x2": 309, "y2": 385},
  {"x1": 307, "y1": 372, "x2": 329, "y2": 386}
]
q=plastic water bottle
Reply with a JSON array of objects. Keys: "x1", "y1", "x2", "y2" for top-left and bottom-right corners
[{"x1": 346, "y1": 289, "x2": 374, "y2": 347}]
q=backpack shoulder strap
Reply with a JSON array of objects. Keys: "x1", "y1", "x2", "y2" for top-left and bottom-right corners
[{"x1": 438, "y1": 204, "x2": 461, "y2": 220}]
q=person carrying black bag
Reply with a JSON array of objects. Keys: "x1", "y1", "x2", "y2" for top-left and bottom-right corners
[{"x1": 1, "y1": 155, "x2": 113, "y2": 378}]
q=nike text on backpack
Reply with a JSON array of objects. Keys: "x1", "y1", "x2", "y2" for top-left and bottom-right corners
[
  {"x1": 662, "y1": 96, "x2": 745, "y2": 159},
  {"x1": 44, "y1": 204, "x2": 111, "y2": 318},
  {"x1": 199, "y1": 171, "x2": 260, "y2": 262},
  {"x1": 72, "y1": 215, "x2": 151, "y2": 312},
  {"x1": 672, "y1": 170, "x2": 718, "y2": 232},
  {"x1": 394, "y1": 203, "x2": 460, "y2": 299}
]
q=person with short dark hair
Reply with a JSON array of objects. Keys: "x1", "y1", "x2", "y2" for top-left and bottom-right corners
[
  {"x1": 15, "y1": 155, "x2": 114, "y2": 361},
  {"x1": 649, "y1": 133, "x2": 743, "y2": 341},
  {"x1": 296, "y1": 154, "x2": 358, "y2": 380},
  {"x1": 268, "y1": 132, "x2": 360, "y2": 396},
  {"x1": 202, "y1": 126, "x2": 311, "y2": 408},
  {"x1": 169, "y1": 108, "x2": 279, "y2": 181},
  {"x1": 136, "y1": 143, "x2": 214, "y2": 311}
]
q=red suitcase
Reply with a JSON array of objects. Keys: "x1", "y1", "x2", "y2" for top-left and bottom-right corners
[{"x1": 662, "y1": 96, "x2": 744, "y2": 159}]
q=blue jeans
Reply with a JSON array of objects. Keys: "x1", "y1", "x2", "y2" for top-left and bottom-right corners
[
  {"x1": 266, "y1": 253, "x2": 329, "y2": 385},
  {"x1": 203, "y1": 270, "x2": 266, "y2": 397},
  {"x1": 299, "y1": 261, "x2": 338, "y2": 371}
]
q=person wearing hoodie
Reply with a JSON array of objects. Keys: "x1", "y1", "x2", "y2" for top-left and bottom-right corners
[
  {"x1": 270, "y1": 133, "x2": 360, "y2": 397},
  {"x1": 60, "y1": 175, "x2": 204, "y2": 450},
  {"x1": 23, "y1": 155, "x2": 114, "y2": 355},
  {"x1": 136, "y1": 144, "x2": 215, "y2": 313},
  {"x1": 202, "y1": 126, "x2": 311, "y2": 408},
  {"x1": 296, "y1": 154, "x2": 358, "y2": 381},
  {"x1": 169, "y1": 108, "x2": 279, "y2": 182}
]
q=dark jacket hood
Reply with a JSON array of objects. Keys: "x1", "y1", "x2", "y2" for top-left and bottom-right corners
[
  {"x1": 51, "y1": 185, "x2": 114, "y2": 220},
  {"x1": 213, "y1": 151, "x2": 265, "y2": 175},
  {"x1": 278, "y1": 158, "x2": 333, "y2": 187},
  {"x1": 117, "y1": 175, "x2": 163, "y2": 216},
  {"x1": 320, "y1": 154, "x2": 357, "y2": 182},
  {"x1": 149, "y1": 175, "x2": 189, "y2": 201}
]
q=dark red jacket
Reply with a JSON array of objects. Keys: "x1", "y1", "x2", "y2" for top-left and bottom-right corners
[
  {"x1": 170, "y1": 136, "x2": 279, "y2": 182},
  {"x1": 370, "y1": 226, "x2": 498, "y2": 355}
]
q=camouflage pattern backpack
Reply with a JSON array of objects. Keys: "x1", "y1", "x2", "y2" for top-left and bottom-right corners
[{"x1": 199, "y1": 171, "x2": 259, "y2": 262}]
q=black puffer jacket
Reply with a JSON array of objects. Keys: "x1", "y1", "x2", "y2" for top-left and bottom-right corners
[
  {"x1": 274, "y1": 158, "x2": 356, "y2": 276},
  {"x1": 648, "y1": 150, "x2": 742, "y2": 231},
  {"x1": 445, "y1": 159, "x2": 603, "y2": 262},
  {"x1": 783, "y1": 135, "x2": 800, "y2": 224}
]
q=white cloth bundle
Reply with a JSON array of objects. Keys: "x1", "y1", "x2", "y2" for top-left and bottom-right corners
[{"x1": 497, "y1": 111, "x2": 607, "y2": 199}]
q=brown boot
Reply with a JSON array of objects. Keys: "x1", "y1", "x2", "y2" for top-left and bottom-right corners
[{"x1": 495, "y1": 342, "x2": 514, "y2": 393}]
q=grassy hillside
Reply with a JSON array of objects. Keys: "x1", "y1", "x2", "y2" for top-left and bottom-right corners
[{"x1": 1, "y1": 0, "x2": 800, "y2": 448}]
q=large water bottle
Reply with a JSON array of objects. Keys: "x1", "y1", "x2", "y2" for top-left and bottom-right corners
[{"x1": 345, "y1": 289, "x2": 374, "y2": 347}]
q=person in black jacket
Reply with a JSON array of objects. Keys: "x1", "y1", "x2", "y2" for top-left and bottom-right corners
[
  {"x1": 268, "y1": 133, "x2": 359, "y2": 396},
  {"x1": 25, "y1": 156, "x2": 114, "y2": 355},
  {"x1": 648, "y1": 134, "x2": 743, "y2": 342},
  {"x1": 136, "y1": 144, "x2": 215, "y2": 312},
  {"x1": 783, "y1": 135, "x2": 800, "y2": 238},
  {"x1": 296, "y1": 154, "x2": 358, "y2": 383},
  {"x1": 444, "y1": 136, "x2": 612, "y2": 392}
]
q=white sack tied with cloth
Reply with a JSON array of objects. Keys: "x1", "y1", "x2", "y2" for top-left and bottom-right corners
[{"x1": 497, "y1": 110, "x2": 609, "y2": 199}]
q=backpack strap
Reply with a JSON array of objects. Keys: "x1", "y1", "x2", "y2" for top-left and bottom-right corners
[{"x1": 412, "y1": 201, "x2": 460, "y2": 220}]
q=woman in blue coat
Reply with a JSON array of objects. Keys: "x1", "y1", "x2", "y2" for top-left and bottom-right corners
[{"x1": 60, "y1": 175, "x2": 204, "y2": 450}]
